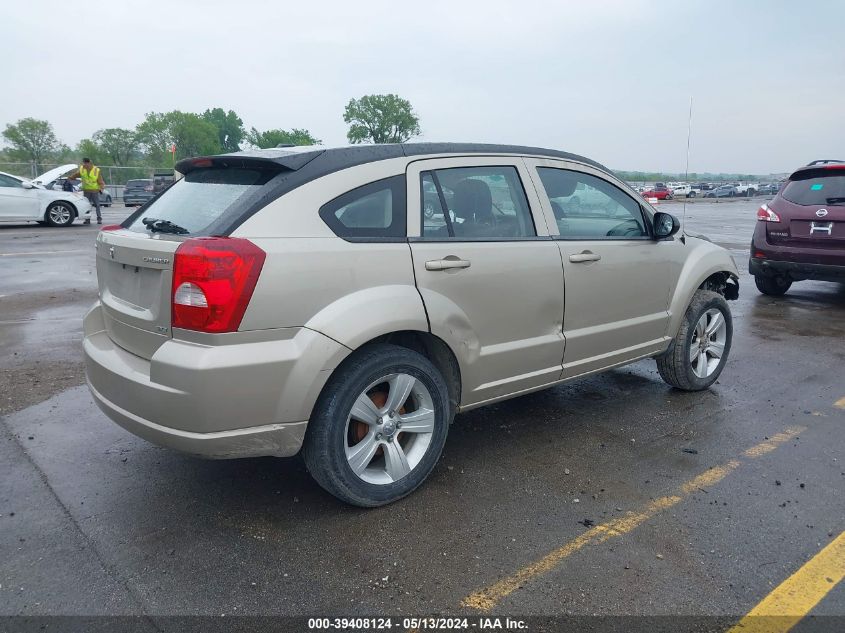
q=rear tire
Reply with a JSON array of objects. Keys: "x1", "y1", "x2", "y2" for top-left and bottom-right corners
[
  {"x1": 656, "y1": 290, "x2": 732, "y2": 391},
  {"x1": 44, "y1": 202, "x2": 74, "y2": 227},
  {"x1": 303, "y1": 343, "x2": 450, "y2": 507},
  {"x1": 754, "y1": 274, "x2": 791, "y2": 296}
]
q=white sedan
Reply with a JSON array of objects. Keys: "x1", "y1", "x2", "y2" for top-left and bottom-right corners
[{"x1": 0, "y1": 165, "x2": 93, "y2": 227}]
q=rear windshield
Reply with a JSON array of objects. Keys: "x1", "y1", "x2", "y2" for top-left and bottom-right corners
[
  {"x1": 126, "y1": 167, "x2": 276, "y2": 235},
  {"x1": 126, "y1": 179, "x2": 150, "y2": 187},
  {"x1": 782, "y1": 171, "x2": 845, "y2": 206}
]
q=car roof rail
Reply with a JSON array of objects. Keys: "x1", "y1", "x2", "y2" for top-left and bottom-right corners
[{"x1": 806, "y1": 159, "x2": 844, "y2": 166}]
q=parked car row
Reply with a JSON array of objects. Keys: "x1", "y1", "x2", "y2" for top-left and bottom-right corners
[{"x1": 630, "y1": 181, "x2": 784, "y2": 201}]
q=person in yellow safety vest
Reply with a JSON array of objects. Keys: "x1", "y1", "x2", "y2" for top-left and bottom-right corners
[{"x1": 66, "y1": 158, "x2": 106, "y2": 225}]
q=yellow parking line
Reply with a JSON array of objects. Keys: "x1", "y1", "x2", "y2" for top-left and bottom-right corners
[
  {"x1": 726, "y1": 531, "x2": 845, "y2": 633},
  {"x1": 743, "y1": 427, "x2": 804, "y2": 458},
  {"x1": 460, "y1": 427, "x2": 805, "y2": 611},
  {"x1": 834, "y1": 397, "x2": 845, "y2": 410}
]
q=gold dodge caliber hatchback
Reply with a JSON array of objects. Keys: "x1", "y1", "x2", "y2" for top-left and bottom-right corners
[{"x1": 84, "y1": 144, "x2": 739, "y2": 506}]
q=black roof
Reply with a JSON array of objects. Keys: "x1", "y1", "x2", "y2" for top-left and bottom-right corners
[
  {"x1": 176, "y1": 143, "x2": 609, "y2": 177},
  {"x1": 167, "y1": 143, "x2": 611, "y2": 236}
]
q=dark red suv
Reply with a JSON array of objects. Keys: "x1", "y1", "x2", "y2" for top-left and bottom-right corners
[{"x1": 749, "y1": 160, "x2": 845, "y2": 295}]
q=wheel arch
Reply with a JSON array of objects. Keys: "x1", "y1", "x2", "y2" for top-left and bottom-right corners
[
  {"x1": 667, "y1": 242, "x2": 739, "y2": 337},
  {"x1": 313, "y1": 329, "x2": 463, "y2": 425}
]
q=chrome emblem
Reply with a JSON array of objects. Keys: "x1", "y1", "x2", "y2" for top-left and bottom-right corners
[
  {"x1": 816, "y1": 208, "x2": 828, "y2": 217},
  {"x1": 109, "y1": 246, "x2": 115, "y2": 259},
  {"x1": 810, "y1": 221, "x2": 833, "y2": 235},
  {"x1": 143, "y1": 256, "x2": 170, "y2": 264}
]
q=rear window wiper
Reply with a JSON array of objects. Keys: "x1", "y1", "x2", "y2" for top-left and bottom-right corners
[
  {"x1": 141, "y1": 217, "x2": 189, "y2": 234},
  {"x1": 825, "y1": 197, "x2": 845, "y2": 204}
]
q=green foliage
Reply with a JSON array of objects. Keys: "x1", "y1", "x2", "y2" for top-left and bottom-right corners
[
  {"x1": 135, "y1": 111, "x2": 221, "y2": 163},
  {"x1": 1, "y1": 118, "x2": 59, "y2": 171},
  {"x1": 76, "y1": 138, "x2": 106, "y2": 165},
  {"x1": 245, "y1": 127, "x2": 321, "y2": 149},
  {"x1": 343, "y1": 94, "x2": 420, "y2": 144},
  {"x1": 93, "y1": 128, "x2": 138, "y2": 165},
  {"x1": 201, "y1": 108, "x2": 245, "y2": 153}
]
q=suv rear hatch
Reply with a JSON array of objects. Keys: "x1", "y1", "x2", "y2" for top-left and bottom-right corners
[
  {"x1": 769, "y1": 166, "x2": 845, "y2": 253},
  {"x1": 96, "y1": 150, "x2": 322, "y2": 359}
]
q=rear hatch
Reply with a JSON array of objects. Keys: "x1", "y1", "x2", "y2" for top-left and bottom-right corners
[
  {"x1": 769, "y1": 167, "x2": 845, "y2": 252},
  {"x1": 96, "y1": 150, "x2": 321, "y2": 359}
]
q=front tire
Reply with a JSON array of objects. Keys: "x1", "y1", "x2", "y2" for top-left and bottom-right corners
[
  {"x1": 303, "y1": 344, "x2": 450, "y2": 507},
  {"x1": 656, "y1": 289, "x2": 732, "y2": 391},
  {"x1": 754, "y1": 274, "x2": 791, "y2": 296},
  {"x1": 45, "y1": 202, "x2": 74, "y2": 227}
]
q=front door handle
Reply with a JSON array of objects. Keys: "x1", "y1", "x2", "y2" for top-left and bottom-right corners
[
  {"x1": 425, "y1": 258, "x2": 471, "y2": 271},
  {"x1": 569, "y1": 251, "x2": 601, "y2": 263}
]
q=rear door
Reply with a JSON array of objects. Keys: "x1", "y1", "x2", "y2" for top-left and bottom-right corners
[
  {"x1": 407, "y1": 156, "x2": 565, "y2": 406},
  {"x1": 526, "y1": 159, "x2": 676, "y2": 378}
]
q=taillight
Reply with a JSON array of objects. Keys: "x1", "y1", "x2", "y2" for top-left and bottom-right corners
[
  {"x1": 171, "y1": 237, "x2": 266, "y2": 333},
  {"x1": 757, "y1": 203, "x2": 781, "y2": 222},
  {"x1": 100, "y1": 224, "x2": 122, "y2": 231}
]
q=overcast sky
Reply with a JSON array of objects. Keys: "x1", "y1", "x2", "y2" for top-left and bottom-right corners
[{"x1": 2, "y1": 0, "x2": 843, "y2": 174}]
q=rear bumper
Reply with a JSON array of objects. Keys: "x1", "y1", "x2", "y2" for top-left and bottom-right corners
[
  {"x1": 749, "y1": 257, "x2": 845, "y2": 282},
  {"x1": 83, "y1": 302, "x2": 350, "y2": 458}
]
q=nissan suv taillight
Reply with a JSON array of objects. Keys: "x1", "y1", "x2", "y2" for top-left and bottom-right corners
[
  {"x1": 171, "y1": 237, "x2": 266, "y2": 333},
  {"x1": 757, "y1": 203, "x2": 781, "y2": 222}
]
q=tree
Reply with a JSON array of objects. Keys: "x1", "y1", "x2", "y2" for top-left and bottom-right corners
[
  {"x1": 2, "y1": 118, "x2": 60, "y2": 171},
  {"x1": 135, "y1": 111, "x2": 221, "y2": 163},
  {"x1": 135, "y1": 112, "x2": 171, "y2": 164},
  {"x1": 93, "y1": 128, "x2": 138, "y2": 165},
  {"x1": 201, "y1": 108, "x2": 245, "y2": 153},
  {"x1": 75, "y1": 138, "x2": 106, "y2": 165},
  {"x1": 343, "y1": 94, "x2": 420, "y2": 144},
  {"x1": 245, "y1": 127, "x2": 321, "y2": 149}
]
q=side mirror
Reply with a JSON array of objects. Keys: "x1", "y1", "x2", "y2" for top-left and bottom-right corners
[
  {"x1": 21, "y1": 181, "x2": 35, "y2": 189},
  {"x1": 653, "y1": 211, "x2": 680, "y2": 239}
]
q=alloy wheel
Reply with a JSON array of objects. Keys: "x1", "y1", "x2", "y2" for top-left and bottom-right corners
[
  {"x1": 689, "y1": 308, "x2": 727, "y2": 378},
  {"x1": 344, "y1": 373, "x2": 435, "y2": 485},
  {"x1": 48, "y1": 204, "x2": 71, "y2": 225}
]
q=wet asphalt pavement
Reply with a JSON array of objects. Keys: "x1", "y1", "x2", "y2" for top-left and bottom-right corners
[{"x1": 1, "y1": 199, "x2": 843, "y2": 624}]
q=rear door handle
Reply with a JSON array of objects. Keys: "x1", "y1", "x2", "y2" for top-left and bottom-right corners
[
  {"x1": 425, "y1": 258, "x2": 471, "y2": 271},
  {"x1": 569, "y1": 251, "x2": 601, "y2": 263}
]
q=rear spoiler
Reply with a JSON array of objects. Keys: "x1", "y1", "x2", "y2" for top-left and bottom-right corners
[
  {"x1": 175, "y1": 148, "x2": 325, "y2": 176},
  {"x1": 789, "y1": 163, "x2": 845, "y2": 181}
]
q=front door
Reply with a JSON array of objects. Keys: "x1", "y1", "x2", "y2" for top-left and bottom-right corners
[
  {"x1": 0, "y1": 174, "x2": 39, "y2": 220},
  {"x1": 407, "y1": 157, "x2": 565, "y2": 407},
  {"x1": 527, "y1": 160, "x2": 677, "y2": 377}
]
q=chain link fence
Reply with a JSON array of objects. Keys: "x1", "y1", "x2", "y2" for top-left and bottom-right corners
[{"x1": 0, "y1": 162, "x2": 174, "y2": 202}]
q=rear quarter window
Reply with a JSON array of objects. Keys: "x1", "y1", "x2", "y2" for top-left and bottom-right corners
[
  {"x1": 125, "y1": 167, "x2": 277, "y2": 235},
  {"x1": 318, "y1": 175, "x2": 407, "y2": 240},
  {"x1": 782, "y1": 172, "x2": 845, "y2": 206}
]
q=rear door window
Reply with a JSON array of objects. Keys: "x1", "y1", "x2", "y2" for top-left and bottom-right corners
[
  {"x1": 781, "y1": 171, "x2": 845, "y2": 206},
  {"x1": 126, "y1": 167, "x2": 276, "y2": 235},
  {"x1": 420, "y1": 165, "x2": 536, "y2": 239}
]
